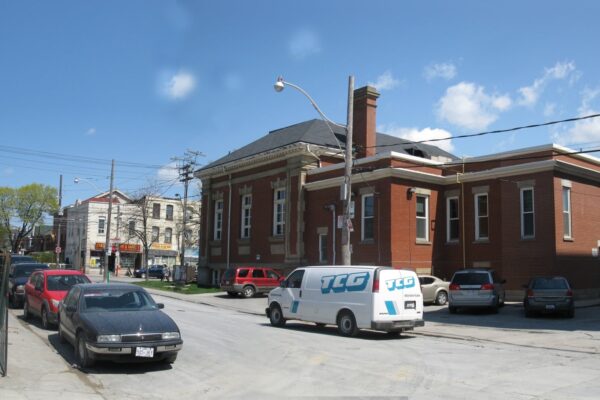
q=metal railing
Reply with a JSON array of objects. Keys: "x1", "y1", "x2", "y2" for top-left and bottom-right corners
[{"x1": 0, "y1": 253, "x2": 9, "y2": 377}]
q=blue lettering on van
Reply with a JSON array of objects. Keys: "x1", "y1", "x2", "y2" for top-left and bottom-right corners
[
  {"x1": 321, "y1": 272, "x2": 370, "y2": 294},
  {"x1": 385, "y1": 276, "x2": 416, "y2": 291}
]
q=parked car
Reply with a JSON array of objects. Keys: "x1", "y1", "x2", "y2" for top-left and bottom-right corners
[
  {"x1": 419, "y1": 275, "x2": 449, "y2": 305},
  {"x1": 221, "y1": 266, "x2": 284, "y2": 298},
  {"x1": 8, "y1": 262, "x2": 50, "y2": 308},
  {"x1": 448, "y1": 268, "x2": 506, "y2": 314},
  {"x1": 23, "y1": 269, "x2": 91, "y2": 329},
  {"x1": 134, "y1": 265, "x2": 166, "y2": 279},
  {"x1": 58, "y1": 283, "x2": 183, "y2": 367},
  {"x1": 523, "y1": 276, "x2": 575, "y2": 318}
]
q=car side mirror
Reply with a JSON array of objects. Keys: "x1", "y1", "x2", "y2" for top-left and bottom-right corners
[
  {"x1": 280, "y1": 280, "x2": 286, "y2": 288},
  {"x1": 157, "y1": 303, "x2": 165, "y2": 309}
]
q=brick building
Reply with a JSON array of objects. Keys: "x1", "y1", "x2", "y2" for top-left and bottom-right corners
[{"x1": 196, "y1": 86, "x2": 600, "y2": 299}]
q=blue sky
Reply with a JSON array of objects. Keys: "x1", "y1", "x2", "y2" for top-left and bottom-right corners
[{"x1": 2, "y1": 1, "x2": 600, "y2": 207}]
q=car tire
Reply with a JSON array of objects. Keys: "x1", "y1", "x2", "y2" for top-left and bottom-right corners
[
  {"x1": 226, "y1": 291, "x2": 238, "y2": 297},
  {"x1": 269, "y1": 304, "x2": 286, "y2": 327},
  {"x1": 435, "y1": 291, "x2": 448, "y2": 306},
  {"x1": 58, "y1": 322, "x2": 67, "y2": 344},
  {"x1": 242, "y1": 285, "x2": 256, "y2": 298},
  {"x1": 337, "y1": 310, "x2": 358, "y2": 337},
  {"x1": 164, "y1": 353, "x2": 178, "y2": 364},
  {"x1": 76, "y1": 332, "x2": 95, "y2": 368},
  {"x1": 490, "y1": 297, "x2": 499, "y2": 314},
  {"x1": 23, "y1": 300, "x2": 31, "y2": 320},
  {"x1": 41, "y1": 307, "x2": 50, "y2": 330},
  {"x1": 10, "y1": 293, "x2": 19, "y2": 309},
  {"x1": 448, "y1": 305, "x2": 457, "y2": 314}
]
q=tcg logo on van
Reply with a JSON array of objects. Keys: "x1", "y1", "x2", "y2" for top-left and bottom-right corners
[
  {"x1": 321, "y1": 272, "x2": 370, "y2": 294},
  {"x1": 385, "y1": 276, "x2": 416, "y2": 291}
]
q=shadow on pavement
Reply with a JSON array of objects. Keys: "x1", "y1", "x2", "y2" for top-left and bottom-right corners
[
  {"x1": 47, "y1": 333, "x2": 173, "y2": 374},
  {"x1": 258, "y1": 322, "x2": 418, "y2": 341},
  {"x1": 423, "y1": 304, "x2": 600, "y2": 332}
]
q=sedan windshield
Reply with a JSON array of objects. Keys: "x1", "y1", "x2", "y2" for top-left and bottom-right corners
[
  {"x1": 47, "y1": 275, "x2": 90, "y2": 291},
  {"x1": 82, "y1": 289, "x2": 158, "y2": 312}
]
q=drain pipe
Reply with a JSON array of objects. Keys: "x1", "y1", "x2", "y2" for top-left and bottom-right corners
[
  {"x1": 326, "y1": 204, "x2": 336, "y2": 265},
  {"x1": 226, "y1": 174, "x2": 232, "y2": 270}
]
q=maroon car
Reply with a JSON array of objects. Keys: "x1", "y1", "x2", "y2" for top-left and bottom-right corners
[{"x1": 221, "y1": 267, "x2": 284, "y2": 298}]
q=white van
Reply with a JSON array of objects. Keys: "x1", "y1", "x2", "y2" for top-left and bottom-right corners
[{"x1": 266, "y1": 266, "x2": 424, "y2": 336}]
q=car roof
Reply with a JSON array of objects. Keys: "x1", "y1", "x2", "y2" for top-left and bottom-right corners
[
  {"x1": 76, "y1": 283, "x2": 144, "y2": 291},
  {"x1": 41, "y1": 269, "x2": 86, "y2": 276}
]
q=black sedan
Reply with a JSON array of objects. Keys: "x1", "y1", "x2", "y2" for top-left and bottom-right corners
[
  {"x1": 134, "y1": 265, "x2": 166, "y2": 279},
  {"x1": 58, "y1": 283, "x2": 183, "y2": 367}
]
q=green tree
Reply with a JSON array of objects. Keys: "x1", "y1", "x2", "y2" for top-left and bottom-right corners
[{"x1": 0, "y1": 184, "x2": 58, "y2": 253}]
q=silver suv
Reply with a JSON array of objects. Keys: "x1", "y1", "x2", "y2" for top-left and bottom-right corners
[{"x1": 448, "y1": 269, "x2": 506, "y2": 313}]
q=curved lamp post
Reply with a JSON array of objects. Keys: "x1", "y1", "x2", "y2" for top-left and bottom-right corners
[{"x1": 274, "y1": 76, "x2": 354, "y2": 265}]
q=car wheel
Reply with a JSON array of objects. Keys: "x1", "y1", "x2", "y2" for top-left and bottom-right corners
[
  {"x1": 226, "y1": 291, "x2": 238, "y2": 297},
  {"x1": 435, "y1": 290, "x2": 448, "y2": 306},
  {"x1": 58, "y1": 321, "x2": 67, "y2": 344},
  {"x1": 337, "y1": 310, "x2": 358, "y2": 337},
  {"x1": 164, "y1": 353, "x2": 178, "y2": 364},
  {"x1": 76, "y1": 332, "x2": 95, "y2": 368},
  {"x1": 242, "y1": 285, "x2": 256, "y2": 298},
  {"x1": 10, "y1": 293, "x2": 19, "y2": 309},
  {"x1": 490, "y1": 297, "x2": 499, "y2": 314},
  {"x1": 448, "y1": 306, "x2": 457, "y2": 314},
  {"x1": 41, "y1": 307, "x2": 50, "y2": 330},
  {"x1": 269, "y1": 304, "x2": 286, "y2": 327},
  {"x1": 23, "y1": 300, "x2": 31, "y2": 320}
]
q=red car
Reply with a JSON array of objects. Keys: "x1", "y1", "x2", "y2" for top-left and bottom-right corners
[
  {"x1": 220, "y1": 267, "x2": 284, "y2": 298},
  {"x1": 23, "y1": 269, "x2": 91, "y2": 329}
]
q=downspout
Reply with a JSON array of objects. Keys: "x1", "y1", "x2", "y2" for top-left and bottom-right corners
[
  {"x1": 327, "y1": 205, "x2": 336, "y2": 265},
  {"x1": 460, "y1": 157, "x2": 466, "y2": 269},
  {"x1": 227, "y1": 174, "x2": 232, "y2": 270}
]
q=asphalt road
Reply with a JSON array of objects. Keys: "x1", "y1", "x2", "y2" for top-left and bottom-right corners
[{"x1": 8, "y1": 292, "x2": 600, "y2": 400}]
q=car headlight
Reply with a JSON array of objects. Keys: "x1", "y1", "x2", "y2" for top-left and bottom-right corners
[
  {"x1": 97, "y1": 335, "x2": 122, "y2": 343},
  {"x1": 51, "y1": 299, "x2": 60, "y2": 309},
  {"x1": 161, "y1": 332, "x2": 180, "y2": 340}
]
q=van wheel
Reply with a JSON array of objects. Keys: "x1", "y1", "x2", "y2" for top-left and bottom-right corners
[
  {"x1": 269, "y1": 304, "x2": 286, "y2": 327},
  {"x1": 435, "y1": 291, "x2": 448, "y2": 306},
  {"x1": 242, "y1": 285, "x2": 255, "y2": 298},
  {"x1": 337, "y1": 311, "x2": 358, "y2": 337}
]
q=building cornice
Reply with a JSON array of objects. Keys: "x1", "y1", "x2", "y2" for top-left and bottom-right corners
[{"x1": 463, "y1": 143, "x2": 600, "y2": 167}]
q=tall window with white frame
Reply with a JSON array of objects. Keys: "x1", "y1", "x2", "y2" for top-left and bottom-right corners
[
  {"x1": 273, "y1": 188, "x2": 286, "y2": 236},
  {"x1": 241, "y1": 194, "x2": 252, "y2": 238},
  {"x1": 214, "y1": 200, "x2": 224, "y2": 241},
  {"x1": 520, "y1": 187, "x2": 535, "y2": 239},
  {"x1": 475, "y1": 193, "x2": 489, "y2": 240},
  {"x1": 416, "y1": 195, "x2": 429, "y2": 242},
  {"x1": 318, "y1": 234, "x2": 328, "y2": 263},
  {"x1": 361, "y1": 194, "x2": 374, "y2": 240},
  {"x1": 165, "y1": 227, "x2": 172, "y2": 244},
  {"x1": 128, "y1": 221, "x2": 135, "y2": 237},
  {"x1": 562, "y1": 187, "x2": 572, "y2": 239},
  {"x1": 98, "y1": 217, "x2": 106, "y2": 235},
  {"x1": 447, "y1": 196, "x2": 459, "y2": 242},
  {"x1": 151, "y1": 226, "x2": 159, "y2": 242}
]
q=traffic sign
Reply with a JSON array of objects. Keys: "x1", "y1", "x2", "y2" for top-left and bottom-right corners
[{"x1": 55, "y1": 246, "x2": 62, "y2": 254}]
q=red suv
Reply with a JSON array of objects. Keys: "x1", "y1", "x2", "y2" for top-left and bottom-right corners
[
  {"x1": 23, "y1": 269, "x2": 91, "y2": 329},
  {"x1": 221, "y1": 267, "x2": 284, "y2": 298}
]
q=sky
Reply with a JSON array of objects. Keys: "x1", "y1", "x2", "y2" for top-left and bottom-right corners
[{"x1": 2, "y1": 0, "x2": 600, "y2": 209}]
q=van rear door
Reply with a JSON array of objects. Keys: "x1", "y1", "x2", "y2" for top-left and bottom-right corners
[{"x1": 374, "y1": 269, "x2": 423, "y2": 323}]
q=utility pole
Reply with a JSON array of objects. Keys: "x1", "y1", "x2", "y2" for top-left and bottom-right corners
[
  {"x1": 56, "y1": 174, "x2": 63, "y2": 266},
  {"x1": 341, "y1": 76, "x2": 354, "y2": 265},
  {"x1": 104, "y1": 159, "x2": 115, "y2": 283}
]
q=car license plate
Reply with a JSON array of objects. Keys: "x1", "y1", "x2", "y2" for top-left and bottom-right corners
[
  {"x1": 405, "y1": 301, "x2": 416, "y2": 309},
  {"x1": 545, "y1": 304, "x2": 556, "y2": 311},
  {"x1": 135, "y1": 347, "x2": 154, "y2": 358}
]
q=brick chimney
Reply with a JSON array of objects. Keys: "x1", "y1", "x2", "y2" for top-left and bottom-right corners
[{"x1": 353, "y1": 86, "x2": 380, "y2": 158}]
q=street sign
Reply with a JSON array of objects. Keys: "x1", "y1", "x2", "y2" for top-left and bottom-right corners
[{"x1": 55, "y1": 246, "x2": 61, "y2": 254}]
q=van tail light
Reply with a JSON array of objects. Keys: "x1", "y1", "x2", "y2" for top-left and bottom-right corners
[
  {"x1": 480, "y1": 283, "x2": 494, "y2": 290},
  {"x1": 526, "y1": 289, "x2": 534, "y2": 298},
  {"x1": 449, "y1": 283, "x2": 460, "y2": 291},
  {"x1": 373, "y1": 276, "x2": 380, "y2": 293},
  {"x1": 566, "y1": 289, "x2": 573, "y2": 297}
]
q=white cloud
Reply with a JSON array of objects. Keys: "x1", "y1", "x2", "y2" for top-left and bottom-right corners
[
  {"x1": 1, "y1": 167, "x2": 14, "y2": 177},
  {"x1": 543, "y1": 103, "x2": 557, "y2": 117},
  {"x1": 437, "y1": 82, "x2": 512, "y2": 130},
  {"x1": 424, "y1": 62, "x2": 457, "y2": 81},
  {"x1": 157, "y1": 162, "x2": 180, "y2": 182},
  {"x1": 553, "y1": 87, "x2": 600, "y2": 145},
  {"x1": 289, "y1": 29, "x2": 321, "y2": 59},
  {"x1": 517, "y1": 61, "x2": 576, "y2": 106},
  {"x1": 85, "y1": 128, "x2": 96, "y2": 136},
  {"x1": 368, "y1": 71, "x2": 401, "y2": 91},
  {"x1": 162, "y1": 71, "x2": 196, "y2": 100},
  {"x1": 381, "y1": 124, "x2": 454, "y2": 153}
]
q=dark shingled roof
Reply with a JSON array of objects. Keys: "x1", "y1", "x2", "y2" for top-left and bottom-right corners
[{"x1": 199, "y1": 119, "x2": 457, "y2": 171}]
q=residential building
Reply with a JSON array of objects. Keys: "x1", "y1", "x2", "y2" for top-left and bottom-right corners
[{"x1": 196, "y1": 85, "x2": 600, "y2": 299}]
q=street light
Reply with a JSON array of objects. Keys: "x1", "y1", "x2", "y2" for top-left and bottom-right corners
[{"x1": 274, "y1": 76, "x2": 354, "y2": 265}]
